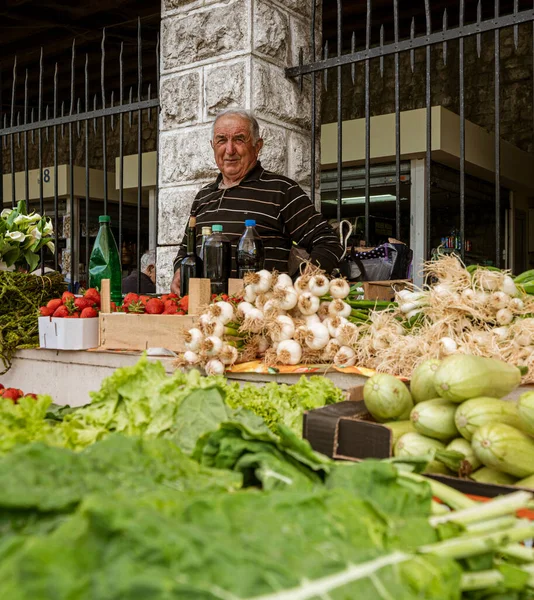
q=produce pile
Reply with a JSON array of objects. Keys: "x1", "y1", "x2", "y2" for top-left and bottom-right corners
[
  {"x1": 0, "y1": 383, "x2": 38, "y2": 402},
  {"x1": 39, "y1": 288, "x2": 101, "y2": 318},
  {"x1": 0, "y1": 270, "x2": 66, "y2": 373},
  {"x1": 363, "y1": 354, "x2": 534, "y2": 487},
  {"x1": 1, "y1": 357, "x2": 534, "y2": 598},
  {"x1": 119, "y1": 291, "x2": 190, "y2": 314},
  {"x1": 179, "y1": 266, "x2": 391, "y2": 374},
  {"x1": 355, "y1": 256, "x2": 534, "y2": 381}
]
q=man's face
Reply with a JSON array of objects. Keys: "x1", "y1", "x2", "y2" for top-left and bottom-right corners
[{"x1": 211, "y1": 115, "x2": 263, "y2": 183}]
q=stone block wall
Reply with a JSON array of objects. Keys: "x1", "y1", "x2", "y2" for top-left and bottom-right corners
[{"x1": 157, "y1": 0, "x2": 319, "y2": 292}]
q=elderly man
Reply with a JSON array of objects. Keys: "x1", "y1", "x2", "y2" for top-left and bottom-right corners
[
  {"x1": 122, "y1": 249, "x2": 156, "y2": 294},
  {"x1": 171, "y1": 108, "x2": 342, "y2": 294}
]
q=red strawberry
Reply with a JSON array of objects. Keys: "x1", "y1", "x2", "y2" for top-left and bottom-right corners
[
  {"x1": 123, "y1": 293, "x2": 139, "y2": 309},
  {"x1": 2, "y1": 388, "x2": 23, "y2": 402},
  {"x1": 139, "y1": 295, "x2": 151, "y2": 307},
  {"x1": 39, "y1": 306, "x2": 54, "y2": 317},
  {"x1": 178, "y1": 296, "x2": 189, "y2": 313},
  {"x1": 110, "y1": 302, "x2": 118, "y2": 313},
  {"x1": 163, "y1": 301, "x2": 178, "y2": 314},
  {"x1": 47, "y1": 298, "x2": 63, "y2": 311},
  {"x1": 127, "y1": 300, "x2": 145, "y2": 314},
  {"x1": 161, "y1": 294, "x2": 170, "y2": 303},
  {"x1": 221, "y1": 294, "x2": 229, "y2": 301},
  {"x1": 62, "y1": 291, "x2": 75, "y2": 303},
  {"x1": 80, "y1": 307, "x2": 98, "y2": 318},
  {"x1": 0, "y1": 384, "x2": 4, "y2": 390},
  {"x1": 75, "y1": 297, "x2": 93, "y2": 311},
  {"x1": 64, "y1": 313, "x2": 80, "y2": 318},
  {"x1": 176, "y1": 310, "x2": 186, "y2": 316},
  {"x1": 145, "y1": 298, "x2": 164, "y2": 314},
  {"x1": 167, "y1": 293, "x2": 179, "y2": 299},
  {"x1": 24, "y1": 393, "x2": 38, "y2": 400},
  {"x1": 53, "y1": 305, "x2": 69, "y2": 318},
  {"x1": 84, "y1": 288, "x2": 100, "y2": 303}
]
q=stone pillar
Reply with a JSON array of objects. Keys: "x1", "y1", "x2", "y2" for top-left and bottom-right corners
[{"x1": 156, "y1": 0, "x2": 318, "y2": 291}]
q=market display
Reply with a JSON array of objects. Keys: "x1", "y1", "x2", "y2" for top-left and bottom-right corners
[
  {"x1": 1, "y1": 356, "x2": 534, "y2": 599},
  {"x1": 362, "y1": 355, "x2": 534, "y2": 485}
]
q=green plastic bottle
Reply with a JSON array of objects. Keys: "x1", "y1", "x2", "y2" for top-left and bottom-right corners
[{"x1": 89, "y1": 215, "x2": 122, "y2": 304}]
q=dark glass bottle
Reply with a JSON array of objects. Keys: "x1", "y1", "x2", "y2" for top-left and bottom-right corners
[
  {"x1": 236, "y1": 219, "x2": 265, "y2": 278},
  {"x1": 180, "y1": 216, "x2": 202, "y2": 296},
  {"x1": 89, "y1": 215, "x2": 122, "y2": 304},
  {"x1": 203, "y1": 224, "x2": 231, "y2": 295}
]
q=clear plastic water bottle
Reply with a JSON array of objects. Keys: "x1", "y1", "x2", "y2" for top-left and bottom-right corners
[
  {"x1": 236, "y1": 220, "x2": 265, "y2": 278},
  {"x1": 89, "y1": 216, "x2": 122, "y2": 304},
  {"x1": 202, "y1": 224, "x2": 232, "y2": 295}
]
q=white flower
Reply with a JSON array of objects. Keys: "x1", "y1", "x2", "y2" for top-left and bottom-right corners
[
  {"x1": 42, "y1": 220, "x2": 54, "y2": 235},
  {"x1": 29, "y1": 226, "x2": 42, "y2": 241},
  {"x1": 14, "y1": 213, "x2": 40, "y2": 225},
  {"x1": 6, "y1": 231, "x2": 27, "y2": 242},
  {"x1": 46, "y1": 241, "x2": 55, "y2": 253},
  {"x1": 1, "y1": 209, "x2": 12, "y2": 219}
]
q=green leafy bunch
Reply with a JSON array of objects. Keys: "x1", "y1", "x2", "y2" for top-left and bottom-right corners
[{"x1": 0, "y1": 200, "x2": 55, "y2": 272}]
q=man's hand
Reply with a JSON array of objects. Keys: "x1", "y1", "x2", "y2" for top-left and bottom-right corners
[{"x1": 170, "y1": 270, "x2": 181, "y2": 295}]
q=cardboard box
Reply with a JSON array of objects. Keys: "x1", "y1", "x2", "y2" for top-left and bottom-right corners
[
  {"x1": 39, "y1": 317, "x2": 99, "y2": 350},
  {"x1": 98, "y1": 277, "x2": 208, "y2": 353},
  {"x1": 363, "y1": 279, "x2": 411, "y2": 302},
  {"x1": 303, "y1": 391, "x2": 534, "y2": 501}
]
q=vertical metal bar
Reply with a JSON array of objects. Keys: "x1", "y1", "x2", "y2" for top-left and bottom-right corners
[
  {"x1": 323, "y1": 42, "x2": 328, "y2": 91},
  {"x1": 336, "y1": 0, "x2": 343, "y2": 225},
  {"x1": 119, "y1": 42, "x2": 124, "y2": 270},
  {"x1": 101, "y1": 29, "x2": 108, "y2": 216},
  {"x1": 425, "y1": 0, "x2": 432, "y2": 259},
  {"x1": 23, "y1": 70, "x2": 29, "y2": 209},
  {"x1": 136, "y1": 18, "x2": 143, "y2": 294},
  {"x1": 38, "y1": 49, "x2": 44, "y2": 273},
  {"x1": 477, "y1": 0, "x2": 482, "y2": 58},
  {"x1": 350, "y1": 31, "x2": 356, "y2": 85},
  {"x1": 379, "y1": 24, "x2": 384, "y2": 77},
  {"x1": 514, "y1": 0, "x2": 519, "y2": 50},
  {"x1": 364, "y1": 0, "x2": 371, "y2": 244},
  {"x1": 394, "y1": 0, "x2": 401, "y2": 239},
  {"x1": 495, "y1": 0, "x2": 501, "y2": 267},
  {"x1": 310, "y1": 1, "x2": 317, "y2": 207},
  {"x1": 69, "y1": 40, "x2": 76, "y2": 290},
  {"x1": 0, "y1": 65, "x2": 3, "y2": 208},
  {"x1": 442, "y1": 8, "x2": 448, "y2": 66},
  {"x1": 85, "y1": 54, "x2": 90, "y2": 282},
  {"x1": 459, "y1": 0, "x2": 466, "y2": 261},
  {"x1": 53, "y1": 64, "x2": 59, "y2": 272},
  {"x1": 410, "y1": 18, "x2": 415, "y2": 73},
  {"x1": 10, "y1": 56, "x2": 16, "y2": 207},
  {"x1": 154, "y1": 32, "x2": 160, "y2": 265}
]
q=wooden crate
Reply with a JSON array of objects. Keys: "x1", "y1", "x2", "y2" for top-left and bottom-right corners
[
  {"x1": 363, "y1": 279, "x2": 411, "y2": 302},
  {"x1": 98, "y1": 278, "x2": 209, "y2": 353}
]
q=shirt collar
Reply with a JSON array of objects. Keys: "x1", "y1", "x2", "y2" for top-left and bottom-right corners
[{"x1": 208, "y1": 161, "x2": 264, "y2": 190}]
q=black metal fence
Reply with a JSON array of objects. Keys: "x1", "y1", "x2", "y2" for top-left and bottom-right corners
[
  {"x1": 286, "y1": 0, "x2": 534, "y2": 269},
  {"x1": 0, "y1": 19, "x2": 159, "y2": 292}
]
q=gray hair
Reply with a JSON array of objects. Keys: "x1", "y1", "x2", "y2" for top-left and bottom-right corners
[
  {"x1": 211, "y1": 108, "x2": 261, "y2": 144},
  {"x1": 140, "y1": 249, "x2": 156, "y2": 272}
]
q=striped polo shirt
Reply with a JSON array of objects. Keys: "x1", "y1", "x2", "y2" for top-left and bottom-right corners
[{"x1": 173, "y1": 161, "x2": 343, "y2": 276}]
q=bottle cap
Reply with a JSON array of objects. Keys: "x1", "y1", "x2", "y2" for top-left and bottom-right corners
[
  {"x1": 245, "y1": 219, "x2": 256, "y2": 227},
  {"x1": 99, "y1": 215, "x2": 111, "y2": 223},
  {"x1": 212, "y1": 224, "x2": 223, "y2": 232},
  {"x1": 201, "y1": 227, "x2": 212, "y2": 235}
]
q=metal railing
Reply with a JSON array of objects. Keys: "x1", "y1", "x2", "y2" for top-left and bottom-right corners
[
  {"x1": 0, "y1": 19, "x2": 159, "y2": 292},
  {"x1": 286, "y1": 1, "x2": 534, "y2": 268}
]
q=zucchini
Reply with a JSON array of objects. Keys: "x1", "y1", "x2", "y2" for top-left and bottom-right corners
[
  {"x1": 446, "y1": 438, "x2": 481, "y2": 472},
  {"x1": 434, "y1": 355, "x2": 522, "y2": 403},
  {"x1": 363, "y1": 374, "x2": 414, "y2": 423},
  {"x1": 472, "y1": 423, "x2": 534, "y2": 478},
  {"x1": 394, "y1": 432, "x2": 448, "y2": 474},
  {"x1": 471, "y1": 466, "x2": 518, "y2": 486},
  {"x1": 515, "y1": 473, "x2": 534, "y2": 490},
  {"x1": 518, "y1": 391, "x2": 534, "y2": 437},
  {"x1": 410, "y1": 398, "x2": 459, "y2": 441},
  {"x1": 454, "y1": 397, "x2": 523, "y2": 441},
  {"x1": 514, "y1": 269, "x2": 534, "y2": 284},
  {"x1": 410, "y1": 359, "x2": 442, "y2": 404},
  {"x1": 383, "y1": 420, "x2": 416, "y2": 446}
]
